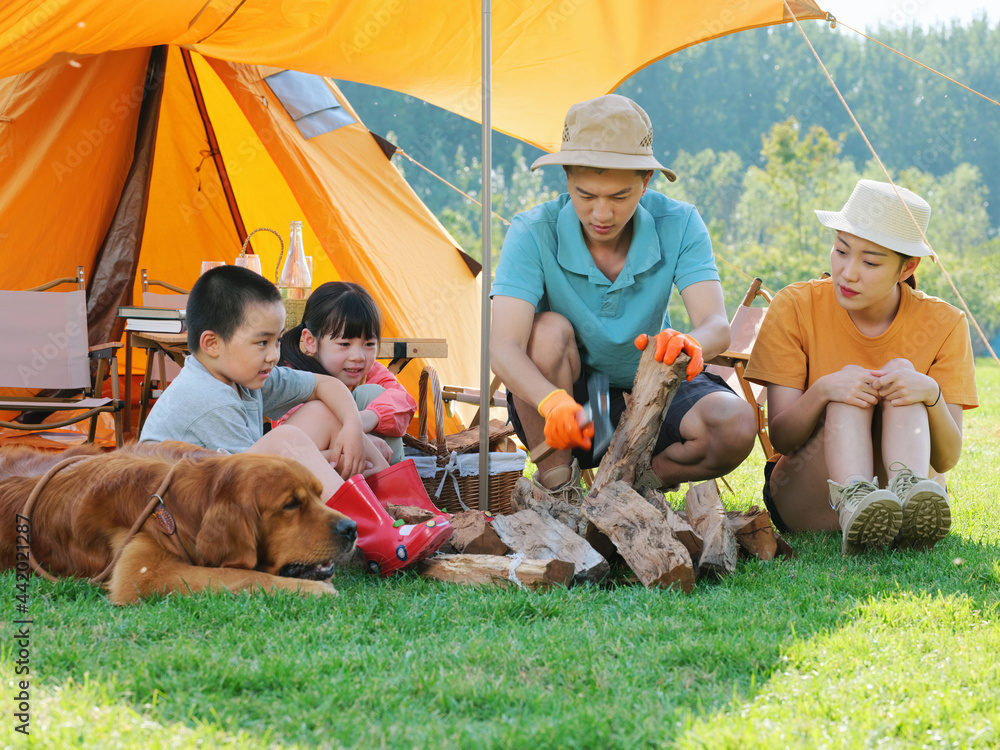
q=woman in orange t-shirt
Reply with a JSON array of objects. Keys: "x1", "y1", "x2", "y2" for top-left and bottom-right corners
[{"x1": 745, "y1": 180, "x2": 978, "y2": 556}]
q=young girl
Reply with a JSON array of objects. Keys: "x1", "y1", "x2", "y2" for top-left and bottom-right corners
[
  {"x1": 277, "y1": 282, "x2": 417, "y2": 465},
  {"x1": 745, "y1": 180, "x2": 978, "y2": 555}
]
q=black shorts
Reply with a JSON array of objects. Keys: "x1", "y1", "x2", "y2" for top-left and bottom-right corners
[{"x1": 507, "y1": 370, "x2": 737, "y2": 470}]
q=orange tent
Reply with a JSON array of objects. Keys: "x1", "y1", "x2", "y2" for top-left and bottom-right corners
[{"x1": 0, "y1": 1, "x2": 827, "y2": 441}]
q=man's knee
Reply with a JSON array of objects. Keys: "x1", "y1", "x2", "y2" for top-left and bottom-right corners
[
  {"x1": 527, "y1": 313, "x2": 575, "y2": 356},
  {"x1": 700, "y1": 396, "x2": 757, "y2": 465},
  {"x1": 526, "y1": 312, "x2": 580, "y2": 378}
]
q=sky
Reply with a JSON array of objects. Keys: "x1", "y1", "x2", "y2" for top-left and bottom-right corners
[{"x1": 819, "y1": 0, "x2": 994, "y2": 31}]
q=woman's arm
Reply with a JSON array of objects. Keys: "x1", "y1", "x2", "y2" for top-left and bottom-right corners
[{"x1": 767, "y1": 366, "x2": 880, "y2": 455}]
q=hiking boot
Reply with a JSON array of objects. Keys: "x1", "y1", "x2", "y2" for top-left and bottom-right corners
[
  {"x1": 828, "y1": 477, "x2": 902, "y2": 555},
  {"x1": 887, "y1": 463, "x2": 951, "y2": 550},
  {"x1": 532, "y1": 458, "x2": 586, "y2": 505}
]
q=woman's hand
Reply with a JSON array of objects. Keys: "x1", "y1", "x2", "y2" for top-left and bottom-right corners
[
  {"x1": 870, "y1": 360, "x2": 938, "y2": 407},
  {"x1": 821, "y1": 364, "x2": 880, "y2": 408}
]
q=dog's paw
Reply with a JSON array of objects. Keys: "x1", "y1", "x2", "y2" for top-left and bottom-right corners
[{"x1": 298, "y1": 579, "x2": 338, "y2": 597}]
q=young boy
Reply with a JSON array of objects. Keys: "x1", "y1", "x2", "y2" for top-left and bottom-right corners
[
  {"x1": 744, "y1": 180, "x2": 979, "y2": 555},
  {"x1": 139, "y1": 265, "x2": 451, "y2": 575}
]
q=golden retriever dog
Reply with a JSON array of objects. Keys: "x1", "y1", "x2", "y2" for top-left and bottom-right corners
[{"x1": 0, "y1": 441, "x2": 357, "y2": 604}]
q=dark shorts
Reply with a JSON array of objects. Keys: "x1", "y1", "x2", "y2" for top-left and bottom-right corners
[
  {"x1": 761, "y1": 457, "x2": 789, "y2": 533},
  {"x1": 507, "y1": 370, "x2": 737, "y2": 470}
]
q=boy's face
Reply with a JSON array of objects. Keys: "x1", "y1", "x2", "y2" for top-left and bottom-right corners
[
  {"x1": 566, "y1": 167, "x2": 653, "y2": 253},
  {"x1": 201, "y1": 301, "x2": 286, "y2": 390}
]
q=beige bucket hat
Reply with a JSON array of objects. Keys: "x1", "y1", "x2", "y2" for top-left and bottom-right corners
[
  {"x1": 531, "y1": 94, "x2": 677, "y2": 181},
  {"x1": 815, "y1": 179, "x2": 932, "y2": 257}
]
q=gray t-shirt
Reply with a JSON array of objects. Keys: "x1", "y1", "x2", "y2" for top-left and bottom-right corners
[{"x1": 139, "y1": 355, "x2": 316, "y2": 453}]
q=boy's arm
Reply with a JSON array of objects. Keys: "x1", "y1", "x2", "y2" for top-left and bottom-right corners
[{"x1": 307, "y1": 374, "x2": 368, "y2": 477}]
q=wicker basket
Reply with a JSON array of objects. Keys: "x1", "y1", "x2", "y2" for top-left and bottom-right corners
[
  {"x1": 404, "y1": 366, "x2": 525, "y2": 515},
  {"x1": 242, "y1": 227, "x2": 307, "y2": 327},
  {"x1": 409, "y1": 453, "x2": 522, "y2": 515}
]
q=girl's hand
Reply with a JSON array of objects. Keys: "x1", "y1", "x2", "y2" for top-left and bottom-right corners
[
  {"x1": 368, "y1": 435, "x2": 394, "y2": 464},
  {"x1": 821, "y1": 364, "x2": 880, "y2": 408},
  {"x1": 326, "y1": 423, "x2": 370, "y2": 479}
]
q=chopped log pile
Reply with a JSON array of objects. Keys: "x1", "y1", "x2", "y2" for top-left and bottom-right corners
[{"x1": 381, "y1": 348, "x2": 792, "y2": 591}]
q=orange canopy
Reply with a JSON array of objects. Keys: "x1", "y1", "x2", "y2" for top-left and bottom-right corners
[{"x1": 0, "y1": 0, "x2": 826, "y2": 151}]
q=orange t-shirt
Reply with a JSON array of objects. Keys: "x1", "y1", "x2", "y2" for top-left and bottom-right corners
[{"x1": 744, "y1": 278, "x2": 979, "y2": 409}]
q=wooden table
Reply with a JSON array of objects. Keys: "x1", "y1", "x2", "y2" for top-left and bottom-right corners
[{"x1": 123, "y1": 331, "x2": 447, "y2": 434}]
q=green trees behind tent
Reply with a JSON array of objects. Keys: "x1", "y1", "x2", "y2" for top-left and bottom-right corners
[
  {"x1": 341, "y1": 16, "x2": 999, "y2": 353},
  {"x1": 663, "y1": 119, "x2": 999, "y2": 354}
]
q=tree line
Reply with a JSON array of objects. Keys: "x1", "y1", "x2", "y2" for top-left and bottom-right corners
[{"x1": 338, "y1": 16, "x2": 999, "y2": 353}]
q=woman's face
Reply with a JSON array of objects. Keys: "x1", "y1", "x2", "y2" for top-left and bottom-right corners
[{"x1": 829, "y1": 232, "x2": 917, "y2": 311}]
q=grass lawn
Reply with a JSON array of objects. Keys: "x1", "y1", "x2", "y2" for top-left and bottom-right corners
[{"x1": 2, "y1": 359, "x2": 998, "y2": 749}]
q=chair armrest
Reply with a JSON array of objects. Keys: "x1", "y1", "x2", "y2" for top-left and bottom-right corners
[
  {"x1": 707, "y1": 350, "x2": 750, "y2": 368},
  {"x1": 89, "y1": 342, "x2": 124, "y2": 358}
]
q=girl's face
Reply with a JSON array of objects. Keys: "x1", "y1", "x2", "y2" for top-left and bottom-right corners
[
  {"x1": 302, "y1": 329, "x2": 377, "y2": 389},
  {"x1": 830, "y1": 232, "x2": 918, "y2": 313}
]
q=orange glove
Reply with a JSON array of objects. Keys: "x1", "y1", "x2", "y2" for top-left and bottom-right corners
[
  {"x1": 537, "y1": 389, "x2": 594, "y2": 451},
  {"x1": 635, "y1": 329, "x2": 704, "y2": 381}
]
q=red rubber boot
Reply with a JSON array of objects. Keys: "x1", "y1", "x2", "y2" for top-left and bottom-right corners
[
  {"x1": 365, "y1": 458, "x2": 450, "y2": 516},
  {"x1": 326, "y1": 474, "x2": 452, "y2": 577}
]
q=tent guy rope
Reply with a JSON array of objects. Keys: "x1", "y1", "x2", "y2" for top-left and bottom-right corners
[{"x1": 836, "y1": 20, "x2": 1000, "y2": 110}]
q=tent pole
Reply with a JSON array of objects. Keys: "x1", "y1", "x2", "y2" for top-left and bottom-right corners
[{"x1": 478, "y1": 0, "x2": 492, "y2": 511}]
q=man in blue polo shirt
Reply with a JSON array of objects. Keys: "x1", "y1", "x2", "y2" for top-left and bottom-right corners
[{"x1": 490, "y1": 94, "x2": 757, "y2": 496}]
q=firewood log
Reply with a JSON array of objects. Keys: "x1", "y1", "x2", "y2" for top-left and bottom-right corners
[
  {"x1": 682, "y1": 480, "x2": 737, "y2": 577},
  {"x1": 492, "y1": 508, "x2": 609, "y2": 584},
  {"x1": 583, "y1": 480, "x2": 695, "y2": 592},
  {"x1": 590, "y1": 350, "x2": 689, "y2": 495},
  {"x1": 416, "y1": 554, "x2": 574, "y2": 590}
]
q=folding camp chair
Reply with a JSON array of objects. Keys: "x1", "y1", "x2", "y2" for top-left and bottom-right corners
[
  {"x1": 706, "y1": 277, "x2": 774, "y2": 460},
  {"x1": 441, "y1": 374, "x2": 508, "y2": 428},
  {"x1": 126, "y1": 269, "x2": 190, "y2": 433},
  {"x1": 0, "y1": 266, "x2": 124, "y2": 448}
]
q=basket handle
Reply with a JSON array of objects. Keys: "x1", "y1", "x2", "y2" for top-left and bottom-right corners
[
  {"x1": 417, "y1": 366, "x2": 447, "y2": 453},
  {"x1": 240, "y1": 227, "x2": 285, "y2": 283}
]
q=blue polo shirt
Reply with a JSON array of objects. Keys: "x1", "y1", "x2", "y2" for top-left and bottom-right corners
[{"x1": 491, "y1": 191, "x2": 718, "y2": 388}]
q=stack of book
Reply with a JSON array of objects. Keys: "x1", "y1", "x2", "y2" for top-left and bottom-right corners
[{"x1": 117, "y1": 305, "x2": 187, "y2": 333}]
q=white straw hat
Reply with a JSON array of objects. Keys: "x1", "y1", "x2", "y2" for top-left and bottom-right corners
[
  {"x1": 531, "y1": 94, "x2": 677, "y2": 181},
  {"x1": 815, "y1": 179, "x2": 932, "y2": 257}
]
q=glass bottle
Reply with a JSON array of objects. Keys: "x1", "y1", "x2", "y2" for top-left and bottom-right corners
[{"x1": 278, "y1": 220, "x2": 312, "y2": 300}]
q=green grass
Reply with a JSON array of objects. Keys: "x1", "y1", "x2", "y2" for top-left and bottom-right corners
[{"x1": 3, "y1": 359, "x2": 998, "y2": 749}]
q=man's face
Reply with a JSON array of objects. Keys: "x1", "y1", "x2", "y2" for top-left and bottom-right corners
[{"x1": 566, "y1": 167, "x2": 653, "y2": 251}]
